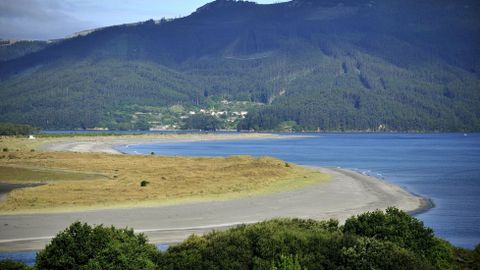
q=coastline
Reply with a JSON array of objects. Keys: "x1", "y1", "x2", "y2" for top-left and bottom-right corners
[
  {"x1": 37, "y1": 133, "x2": 432, "y2": 216},
  {"x1": 0, "y1": 168, "x2": 428, "y2": 252},
  {"x1": 0, "y1": 134, "x2": 431, "y2": 252},
  {"x1": 333, "y1": 167, "x2": 434, "y2": 216},
  {"x1": 39, "y1": 133, "x2": 301, "y2": 154}
]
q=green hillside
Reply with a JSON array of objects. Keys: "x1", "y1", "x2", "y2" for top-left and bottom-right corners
[
  {"x1": 0, "y1": 0, "x2": 479, "y2": 131},
  {"x1": 0, "y1": 40, "x2": 49, "y2": 62}
]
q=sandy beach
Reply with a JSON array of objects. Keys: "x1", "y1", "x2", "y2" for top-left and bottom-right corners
[
  {"x1": 0, "y1": 135, "x2": 429, "y2": 251},
  {"x1": 39, "y1": 133, "x2": 295, "y2": 154},
  {"x1": 0, "y1": 167, "x2": 428, "y2": 251}
]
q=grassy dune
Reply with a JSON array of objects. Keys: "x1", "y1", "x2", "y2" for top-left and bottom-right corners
[
  {"x1": 0, "y1": 151, "x2": 328, "y2": 213},
  {"x1": 0, "y1": 133, "x2": 286, "y2": 152}
]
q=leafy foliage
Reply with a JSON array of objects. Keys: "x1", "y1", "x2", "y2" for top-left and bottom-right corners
[
  {"x1": 157, "y1": 212, "x2": 449, "y2": 270},
  {"x1": 4, "y1": 209, "x2": 480, "y2": 269},
  {"x1": 0, "y1": 123, "x2": 38, "y2": 136},
  {"x1": 182, "y1": 114, "x2": 222, "y2": 131},
  {"x1": 343, "y1": 207, "x2": 454, "y2": 269},
  {"x1": 452, "y1": 244, "x2": 480, "y2": 270},
  {"x1": 270, "y1": 255, "x2": 303, "y2": 270},
  {"x1": 35, "y1": 222, "x2": 158, "y2": 270},
  {"x1": 0, "y1": 259, "x2": 33, "y2": 270}
]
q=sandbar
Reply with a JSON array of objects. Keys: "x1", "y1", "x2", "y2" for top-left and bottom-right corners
[
  {"x1": 0, "y1": 134, "x2": 429, "y2": 251},
  {"x1": 0, "y1": 167, "x2": 427, "y2": 251}
]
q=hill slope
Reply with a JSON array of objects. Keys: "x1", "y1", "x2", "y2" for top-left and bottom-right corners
[{"x1": 1, "y1": 0, "x2": 479, "y2": 131}]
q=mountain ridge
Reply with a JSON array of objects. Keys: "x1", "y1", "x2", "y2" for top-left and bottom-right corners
[{"x1": 0, "y1": 0, "x2": 479, "y2": 131}]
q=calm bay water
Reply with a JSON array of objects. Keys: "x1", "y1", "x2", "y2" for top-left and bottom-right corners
[
  {"x1": 0, "y1": 244, "x2": 169, "y2": 266},
  {"x1": 119, "y1": 133, "x2": 480, "y2": 249},
  {"x1": 1, "y1": 133, "x2": 478, "y2": 264}
]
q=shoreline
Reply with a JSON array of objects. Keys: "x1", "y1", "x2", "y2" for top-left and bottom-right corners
[
  {"x1": 339, "y1": 168, "x2": 434, "y2": 216},
  {"x1": 0, "y1": 167, "x2": 428, "y2": 252},
  {"x1": 39, "y1": 133, "x2": 303, "y2": 154},
  {"x1": 0, "y1": 134, "x2": 431, "y2": 252}
]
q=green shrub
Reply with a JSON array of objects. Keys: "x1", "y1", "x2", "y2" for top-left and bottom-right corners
[
  {"x1": 35, "y1": 222, "x2": 158, "y2": 270},
  {"x1": 159, "y1": 211, "x2": 459, "y2": 269},
  {"x1": 452, "y1": 244, "x2": 480, "y2": 270},
  {"x1": 343, "y1": 207, "x2": 455, "y2": 268},
  {"x1": 141, "y1": 180, "x2": 150, "y2": 187},
  {"x1": 2, "y1": 148, "x2": 8, "y2": 152},
  {"x1": 270, "y1": 255, "x2": 303, "y2": 270},
  {"x1": 339, "y1": 237, "x2": 434, "y2": 270},
  {"x1": 0, "y1": 123, "x2": 38, "y2": 136},
  {"x1": 0, "y1": 259, "x2": 33, "y2": 270},
  {"x1": 32, "y1": 209, "x2": 478, "y2": 270}
]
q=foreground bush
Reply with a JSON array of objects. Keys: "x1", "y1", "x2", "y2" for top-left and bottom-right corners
[
  {"x1": 35, "y1": 222, "x2": 158, "y2": 270},
  {"x1": 343, "y1": 207, "x2": 455, "y2": 269},
  {"x1": 158, "y1": 215, "x2": 437, "y2": 270},
  {"x1": 3, "y1": 208, "x2": 479, "y2": 269},
  {"x1": 0, "y1": 259, "x2": 33, "y2": 270}
]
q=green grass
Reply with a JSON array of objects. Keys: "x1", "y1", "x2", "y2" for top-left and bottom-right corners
[{"x1": 0, "y1": 166, "x2": 106, "y2": 183}]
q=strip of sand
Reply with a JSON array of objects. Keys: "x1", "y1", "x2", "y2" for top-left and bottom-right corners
[
  {"x1": 0, "y1": 167, "x2": 428, "y2": 252},
  {"x1": 39, "y1": 133, "x2": 297, "y2": 154}
]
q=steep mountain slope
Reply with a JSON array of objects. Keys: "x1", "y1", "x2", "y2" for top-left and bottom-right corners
[
  {"x1": 0, "y1": 40, "x2": 49, "y2": 62},
  {"x1": 0, "y1": 0, "x2": 479, "y2": 131}
]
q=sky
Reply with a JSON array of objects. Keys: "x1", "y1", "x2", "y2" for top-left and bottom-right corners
[{"x1": 0, "y1": 0, "x2": 289, "y2": 40}]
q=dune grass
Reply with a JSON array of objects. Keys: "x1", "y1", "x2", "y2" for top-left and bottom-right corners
[
  {"x1": 0, "y1": 166, "x2": 105, "y2": 183},
  {"x1": 0, "y1": 133, "x2": 286, "y2": 153},
  {"x1": 0, "y1": 151, "x2": 329, "y2": 213}
]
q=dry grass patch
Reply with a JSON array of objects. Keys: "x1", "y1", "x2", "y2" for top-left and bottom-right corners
[
  {"x1": 0, "y1": 133, "x2": 286, "y2": 153},
  {"x1": 0, "y1": 151, "x2": 328, "y2": 213}
]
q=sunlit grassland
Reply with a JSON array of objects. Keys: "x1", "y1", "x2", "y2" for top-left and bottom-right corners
[
  {"x1": 0, "y1": 151, "x2": 329, "y2": 213},
  {"x1": 0, "y1": 166, "x2": 106, "y2": 183},
  {"x1": 0, "y1": 133, "x2": 288, "y2": 152}
]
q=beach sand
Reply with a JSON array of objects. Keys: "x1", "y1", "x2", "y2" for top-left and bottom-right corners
[
  {"x1": 40, "y1": 133, "x2": 294, "y2": 154},
  {"x1": 0, "y1": 135, "x2": 429, "y2": 251}
]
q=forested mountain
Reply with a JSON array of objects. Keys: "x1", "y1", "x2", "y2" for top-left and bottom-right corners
[
  {"x1": 0, "y1": 0, "x2": 479, "y2": 131},
  {"x1": 0, "y1": 40, "x2": 49, "y2": 62}
]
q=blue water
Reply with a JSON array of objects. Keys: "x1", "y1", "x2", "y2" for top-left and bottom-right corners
[
  {"x1": 40, "y1": 130, "x2": 231, "y2": 135},
  {"x1": 0, "y1": 244, "x2": 169, "y2": 266},
  {"x1": 119, "y1": 133, "x2": 480, "y2": 249},
  {"x1": 0, "y1": 251, "x2": 37, "y2": 266},
  {"x1": 2, "y1": 133, "x2": 479, "y2": 265}
]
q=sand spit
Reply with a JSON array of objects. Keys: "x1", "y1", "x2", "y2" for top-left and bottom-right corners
[
  {"x1": 40, "y1": 133, "x2": 299, "y2": 154},
  {"x1": 0, "y1": 167, "x2": 426, "y2": 251}
]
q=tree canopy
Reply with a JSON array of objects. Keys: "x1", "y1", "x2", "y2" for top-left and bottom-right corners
[{"x1": 2, "y1": 208, "x2": 480, "y2": 269}]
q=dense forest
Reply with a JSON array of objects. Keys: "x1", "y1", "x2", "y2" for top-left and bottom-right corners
[
  {"x1": 0, "y1": 0, "x2": 479, "y2": 131},
  {"x1": 0, "y1": 123, "x2": 37, "y2": 136},
  {"x1": 2, "y1": 209, "x2": 479, "y2": 269},
  {"x1": 0, "y1": 40, "x2": 49, "y2": 62}
]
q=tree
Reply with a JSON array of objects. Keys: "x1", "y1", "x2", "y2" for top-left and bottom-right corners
[
  {"x1": 343, "y1": 207, "x2": 455, "y2": 269},
  {"x1": 134, "y1": 118, "x2": 150, "y2": 131},
  {"x1": 0, "y1": 259, "x2": 33, "y2": 270},
  {"x1": 182, "y1": 114, "x2": 221, "y2": 131},
  {"x1": 35, "y1": 222, "x2": 158, "y2": 270},
  {"x1": 0, "y1": 123, "x2": 37, "y2": 136}
]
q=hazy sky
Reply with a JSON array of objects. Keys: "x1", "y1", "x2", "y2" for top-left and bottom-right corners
[{"x1": 0, "y1": 0, "x2": 289, "y2": 40}]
